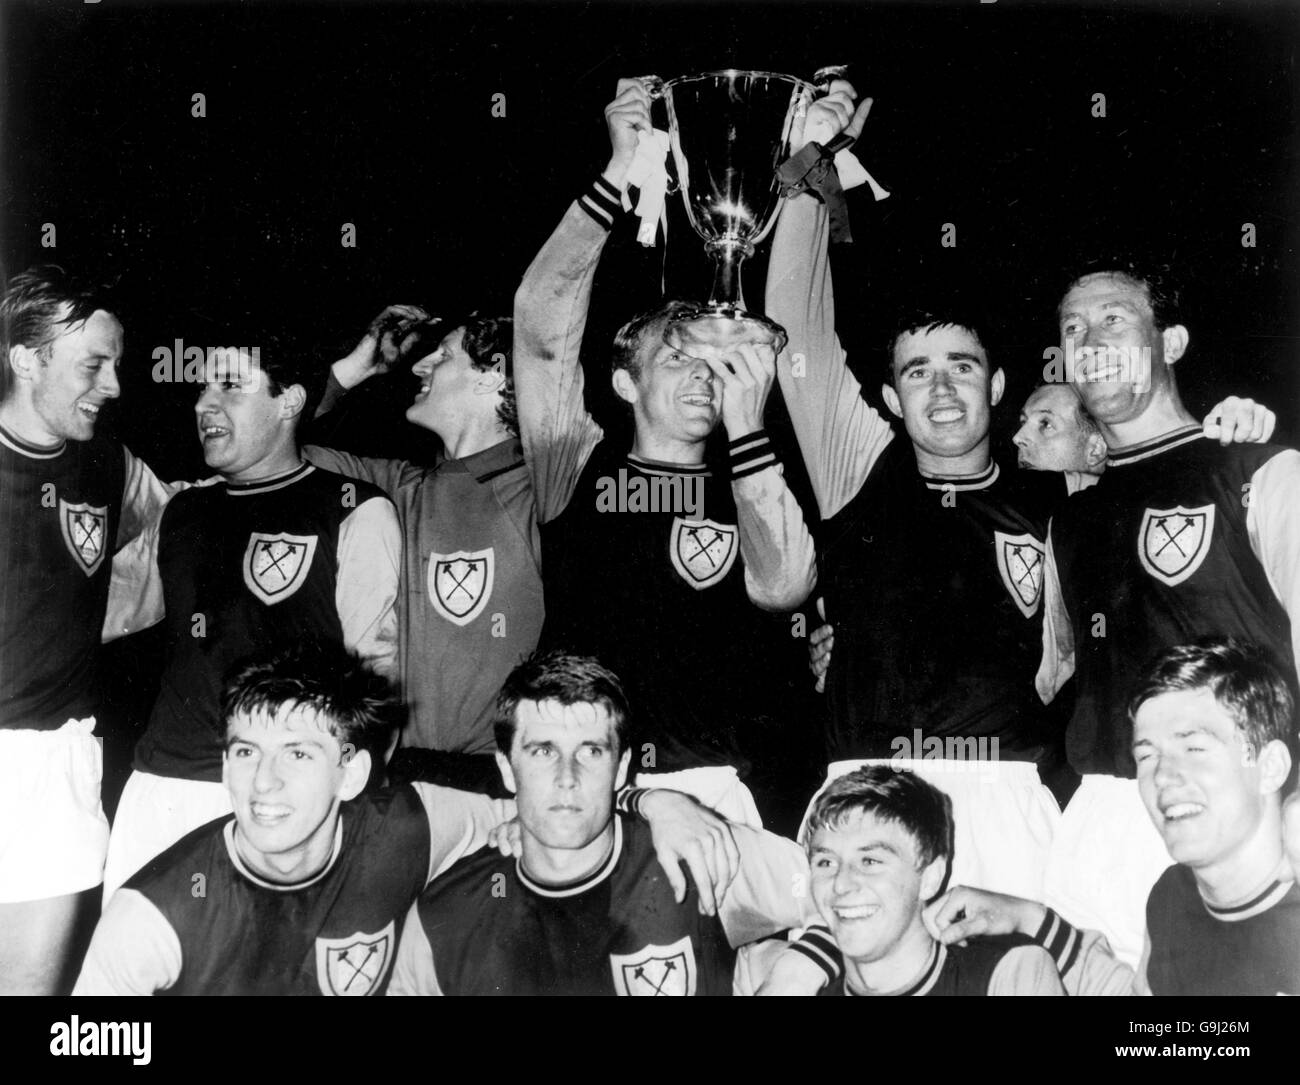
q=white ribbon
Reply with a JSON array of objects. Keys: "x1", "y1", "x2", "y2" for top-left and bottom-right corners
[{"x1": 623, "y1": 127, "x2": 671, "y2": 246}]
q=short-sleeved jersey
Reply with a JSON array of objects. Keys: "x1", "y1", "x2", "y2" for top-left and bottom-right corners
[
  {"x1": 134, "y1": 462, "x2": 396, "y2": 781},
  {"x1": 1145, "y1": 864, "x2": 1300, "y2": 996},
  {"x1": 820, "y1": 440, "x2": 1063, "y2": 766},
  {"x1": 539, "y1": 441, "x2": 798, "y2": 773},
  {"x1": 1049, "y1": 428, "x2": 1297, "y2": 776},
  {"x1": 305, "y1": 438, "x2": 543, "y2": 755},
  {"x1": 394, "y1": 814, "x2": 739, "y2": 995},
  {"x1": 73, "y1": 784, "x2": 512, "y2": 996},
  {"x1": 820, "y1": 934, "x2": 1062, "y2": 996},
  {"x1": 1, "y1": 426, "x2": 124, "y2": 729}
]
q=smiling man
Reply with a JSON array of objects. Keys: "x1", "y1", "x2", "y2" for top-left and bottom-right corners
[
  {"x1": 0, "y1": 265, "x2": 181, "y2": 993},
  {"x1": 389, "y1": 651, "x2": 816, "y2": 996},
  {"x1": 1036, "y1": 263, "x2": 1300, "y2": 967},
  {"x1": 801, "y1": 766, "x2": 1062, "y2": 996},
  {"x1": 512, "y1": 80, "x2": 817, "y2": 828},
  {"x1": 301, "y1": 312, "x2": 545, "y2": 791},
  {"x1": 929, "y1": 638, "x2": 1300, "y2": 995},
  {"x1": 101, "y1": 335, "x2": 402, "y2": 904}
]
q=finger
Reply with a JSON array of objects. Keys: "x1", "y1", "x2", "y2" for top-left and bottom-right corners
[
  {"x1": 936, "y1": 915, "x2": 988, "y2": 945},
  {"x1": 816, "y1": 596, "x2": 826, "y2": 621},
  {"x1": 703, "y1": 355, "x2": 739, "y2": 385},
  {"x1": 717, "y1": 821, "x2": 740, "y2": 890},
  {"x1": 825, "y1": 78, "x2": 858, "y2": 100},
  {"x1": 815, "y1": 674, "x2": 826, "y2": 693},
  {"x1": 925, "y1": 887, "x2": 970, "y2": 930},
  {"x1": 683, "y1": 842, "x2": 719, "y2": 915},
  {"x1": 1251, "y1": 407, "x2": 1270, "y2": 443},
  {"x1": 658, "y1": 847, "x2": 688, "y2": 906}
]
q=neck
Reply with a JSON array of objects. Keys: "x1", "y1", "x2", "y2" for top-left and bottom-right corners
[
  {"x1": 842, "y1": 918, "x2": 937, "y2": 995},
  {"x1": 1099, "y1": 390, "x2": 1197, "y2": 451},
  {"x1": 0, "y1": 398, "x2": 63, "y2": 448},
  {"x1": 225, "y1": 446, "x2": 303, "y2": 484},
  {"x1": 233, "y1": 816, "x2": 338, "y2": 886},
  {"x1": 912, "y1": 438, "x2": 991, "y2": 478},
  {"x1": 519, "y1": 818, "x2": 617, "y2": 887},
  {"x1": 1192, "y1": 809, "x2": 1287, "y2": 909},
  {"x1": 439, "y1": 413, "x2": 510, "y2": 461},
  {"x1": 630, "y1": 430, "x2": 707, "y2": 467}
]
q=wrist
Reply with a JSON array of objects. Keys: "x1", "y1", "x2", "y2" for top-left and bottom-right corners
[
  {"x1": 331, "y1": 356, "x2": 367, "y2": 390},
  {"x1": 602, "y1": 155, "x2": 633, "y2": 192},
  {"x1": 579, "y1": 175, "x2": 624, "y2": 231},
  {"x1": 728, "y1": 429, "x2": 778, "y2": 480}
]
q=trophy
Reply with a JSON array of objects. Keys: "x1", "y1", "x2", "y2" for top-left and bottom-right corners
[{"x1": 641, "y1": 69, "x2": 819, "y2": 351}]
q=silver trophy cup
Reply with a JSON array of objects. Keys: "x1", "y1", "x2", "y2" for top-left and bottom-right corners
[{"x1": 643, "y1": 69, "x2": 817, "y2": 349}]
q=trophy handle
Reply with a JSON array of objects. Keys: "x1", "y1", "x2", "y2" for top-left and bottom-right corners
[
  {"x1": 638, "y1": 75, "x2": 666, "y2": 100},
  {"x1": 637, "y1": 75, "x2": 679, "y2": 196}
]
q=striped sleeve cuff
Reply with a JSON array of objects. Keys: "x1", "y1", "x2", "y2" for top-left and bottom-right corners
[
  {"x1": 615, "y1": 785, "x2": 646, "y2": 818},
  {"x1": 578, "y1": 176, "x2": 623, "y2": 230},
  {"x1": 1032, "y1": 907, "x2": 1084, "y2": 977},
  {"x1": 728, "y1": 430, "x2": 779, "y2": 480},
  {"x1": 787, "y1": 925, "x2": 843, "y2": 984}
]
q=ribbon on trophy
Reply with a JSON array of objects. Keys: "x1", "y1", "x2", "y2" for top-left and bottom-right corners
[
  {"x1": 777, "y1": 131, "x2": 887, "y2": 244},
  {"x1": 623, "y1": 127, "x2": 672, "y2": 247}
]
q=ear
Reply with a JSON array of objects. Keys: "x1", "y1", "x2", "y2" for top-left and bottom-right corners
[
  {"x1": 339, "y1": 747, "x2": 372, "y2": 803},
  {"x1": 1257, "y1": 738, "x2": 1292, "y2": 797},
  {"x1": 8, "y1": 343, "x2": 41, "y2": 382},
  {"x1": 277, "y1": 382, "x2": 307, "y2": 421},
  {"x1": 1161, "y1": 324, "x2": 1189, "y2": 366},
  {"x1": 495, "y1": 750, "x2": 517, "y2": 795},
  {"x1": 881, "y1": 382, "x2": 902, "y2": 419},
  {"x1": 615, "y1": 746, "x2": 631, "y2": 791},
  {"x1": 1083, "y1": 430, "x2": 1108, "y2": 470},
  {"x1": 918, "y1": 854, "x2": 947, "y2": 902},
  {"x1": 989, "y1": 367, "x2": 1006, "y2": 407},
  {"x1": 474, "y1": 356, "x2": 507, "y2": 395},
  {"x1": 611, "y1": 367, "x2": 640, "y2": 406}
]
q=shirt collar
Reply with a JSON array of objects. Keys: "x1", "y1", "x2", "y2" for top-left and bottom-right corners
[{"x1": 1106, "y1": 424, "x2": 1203, "y2": 468}]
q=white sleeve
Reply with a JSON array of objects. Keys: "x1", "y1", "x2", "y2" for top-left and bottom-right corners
[
  {"x1": 411, "y1": 783, "x2": 516, "y2": 883},
  {"x1": 335, "y1": 494, "x2": 402, "y2": 679},
  {"x1": 387, "y1": 902, "x2": 444, "y2": 996},
  {"x1": 1036, "y1": 524, "x2": 1075, "y2": 703},
  {"x1": 1246, "y1": 449, "x2": 1300, "y2": 675},
  {"x1": 72, "y1": 889, "x2": 182, "y2": 995},
  {"x1": 718, "y1": 826, "x2": 820, "y2": 947}
]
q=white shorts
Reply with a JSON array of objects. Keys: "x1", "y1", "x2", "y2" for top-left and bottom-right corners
[
  {"x1": 635, "y1": 766, "x2": 764, "y2": 830},
  {"x1": 102, "y1": 770, "x2": 232, "y2": 909},
  {"x1": 1044, "y1": 774, "x2": 1172, "y2": 971},
  {"x1": 0, "y1": 718, "x2": 109, "y2": 903},
  {"x1": 799, "y1": 758, "x2": 1061, "y2": 901}
]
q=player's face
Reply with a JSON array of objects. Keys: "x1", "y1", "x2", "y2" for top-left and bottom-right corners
[
  {"x1": 809, "y1": 810, "x2": 941, "y2": 966},
  {"x1": 1133, "y1": 689, "x2": 1272, "y2": 870},
  {"x1": 1013, "y1": 384, "x2": 1094, "y2": 472},
  {"x1": 497, "y1": 699, "x2": 631, "y2": 854},
  {"x1": 195, "y1": 349, "x2": 292, "y2": 481},
  {"x1": 622, "y1": 322, "x2": 721, "y2": 445},
  {"x1": 884, "y1": 326, "x2": 1003, "y2": 465},
  {"x1": 1059, "y1": 273, "x2": 1167, "y2": 426},
  {"x1": 26, "y1": 308, "x2": 123, "y2": 443},
  {"x1": 405, "y1": 327, "x2": 489, "y2": 433},
  {"x1": 223, "y1": 704, "x2": 368, "y2": 882}
]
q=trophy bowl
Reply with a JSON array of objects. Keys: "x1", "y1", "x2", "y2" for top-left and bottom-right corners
[{"x1": 644, "y1": 69, "x2": 817, "y2": 350}]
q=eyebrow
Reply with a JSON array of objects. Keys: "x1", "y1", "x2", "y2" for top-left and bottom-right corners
[
  {"x1": 1061, "y1": 298, "x2": 1145, "y2": 322},
  {"x1": 897, "y1": 352, "x2": 984, "y2": 375}
]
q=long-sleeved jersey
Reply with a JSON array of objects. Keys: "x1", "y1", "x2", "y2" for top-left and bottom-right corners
[
  {"x1": 133, "y1": 462, "x2": 401, "y2": 781},
  {"x1": 817, "y1": 933, "x2": 1064, "y2": 996},
  {"x1": 764, "y1": 193, "x2": 1063, "y2": 768},
  {"x1": 513, "y1": 178, "x2": 817, "y2": 775},
  {"x1": 388, "y1": 813, "x2": 816, "y2": 995},
  {"x1": 304, "y1": 436, "x2": 543, "y2": 755},
  {"x1": 1039, "y1": 425, "x2": 1300, "y2": 776},
  {"x1": 1, "y1": 425, "x2": 172, "y2": 730},
  {"x1": 73, "y1": 783, "x2": 513, "y2": 995}
]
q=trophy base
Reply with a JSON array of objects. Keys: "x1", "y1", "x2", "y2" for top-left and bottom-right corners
[{"x1": 666, "y1": 304, "x2": 789, "y2": 356}]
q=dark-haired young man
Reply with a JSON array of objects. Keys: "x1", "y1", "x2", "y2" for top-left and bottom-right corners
[
  {"x1": 303, "y1": 313, "x2": 544, "y2": 791},
  {"x1": 797, "y1": 765, "x2": 1062, "y2": 996},
  {"x1": 932, "y1": 638, "x2": 1300, "y2": 995},
  {"x1": 77, "y1": 644, "x2": 743, "y2": 995},
  {"x1": 102, "y1": 341, "x2": 402, "y2": 903},
  {"x1": 765, "y1": 87, "x2": 1065, "y2": 898},
  {"x1": 1037, "y1": 265, "x2": 1300, "y2": 966},
  {"x1": 0, "y1": 265, "x2": 178, "y2": 993},
  {"x1": 512, "y1": 80, "x2": 817, "y2": 827},
  {"x1": 390, "y1": 651, "x2": 814, "y2": 996}
]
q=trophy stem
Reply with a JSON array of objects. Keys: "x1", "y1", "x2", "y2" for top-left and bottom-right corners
[{"x1": 704, "y1": 237, "x2": 756, "y2": 311}]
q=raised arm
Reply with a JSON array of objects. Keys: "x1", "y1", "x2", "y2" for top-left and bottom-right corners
[
  {"x1": 764, "y1": 85, "x2": 894, "y2": 520},
  {"x1": 335, "y1": 492, "x2": 402, "y2": 679},
  {"x1": 512, "y1": 81, "x2": 660, "y2": 523}
]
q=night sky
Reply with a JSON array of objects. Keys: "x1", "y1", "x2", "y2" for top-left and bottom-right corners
[{"x1": 4, "y1": 0, "x2": 1298, "y2": 473}]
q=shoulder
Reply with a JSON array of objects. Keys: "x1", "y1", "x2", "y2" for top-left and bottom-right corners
[
  {"x1": 125, "y1": 815, "x2": 233, "y2": 899},
  {"x1": 305, "y1": 465, "x2": 388, "y2": 506}
]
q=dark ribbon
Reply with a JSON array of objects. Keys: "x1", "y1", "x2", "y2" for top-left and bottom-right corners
[{"x1": 777, "y1": 131, "x2": 856, "y2": 243}]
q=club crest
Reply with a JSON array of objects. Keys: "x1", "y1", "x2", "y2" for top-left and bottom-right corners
[
  {"x1": 242, "y1": 532, "x2": 318, "y2": 605},
  {"x1": 59, "y1": 499, "x2": 108, "y2": 577},
  {"x1": 315, "y1": 923, "x2": 394, "y2": 997},
  {"x1": 994, "y1": 531, "x2": 1045, "y2": 618},
  {"x1": 669, "y1": 517, "x2": 738, "y2": 590},
  {"x1": 1138, "y1": 505, "x2": 1215, "y2": 587},
  {"x1": 428, "y1": 548, "x2": 494, "y2": 626},
  {"x1": 610, "y1": 936, "x2": 697, "y2": 996}
]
